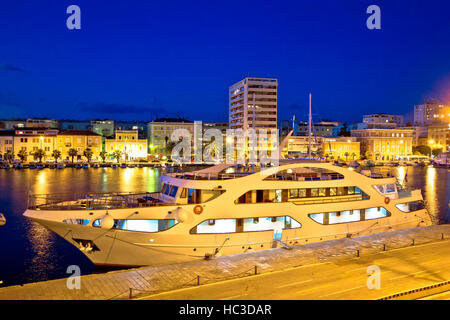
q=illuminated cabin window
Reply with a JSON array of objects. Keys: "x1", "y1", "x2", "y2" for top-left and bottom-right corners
[
  {"x1": 194, "y1": 219, "x2": 236, "y2": 234},
  {"x1": 264, "y1": 167, "x2": 344, "y2": 181},
  {"x1": 374, "y1": 184, "x2": 396, "y2": 195},
  {"x1": 93, "y1": 219, "x2": 177, "y2": 232},
  {"x1": 63, "y1": 219, "x2": 90, "y2": 225},
  {"x1": 365, "y1": 207, "x2": 390, "y2": 220},
  {"x1": 309, "y1": 207, "x2": 391, "y2": 225},
  {"x1": 190, "y1": 216, "x2": 301, "y2": 234},
  {"x1": 236, "y1": 186, "x2": 366, "y2": 204},
  {"x1": 395, "y1": 201, "x2": 426, "y2": 212}
]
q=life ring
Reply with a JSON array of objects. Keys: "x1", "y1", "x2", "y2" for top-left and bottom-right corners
[
  {"x1": 193, "y1": 205, "x2": 203, "y2": 215},
  {"x1": 384, "y1": 197, "x2": 390, "y2": 204}
]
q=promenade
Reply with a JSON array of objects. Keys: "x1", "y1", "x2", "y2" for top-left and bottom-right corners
[{"x1": 1, "y1": 224, "x2": 450, "y2": 300}]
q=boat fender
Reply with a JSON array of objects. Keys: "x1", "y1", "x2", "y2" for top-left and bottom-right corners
[
  {"x1": 100, "y1": 213, "x2": 114, "y2": 229},
  {"x1": 193, "y1": 205, "x2": 203, "y2": 215},
  {"x1": 417, "y1": 220, "x2": 426, "y2": 227},
  {"x1": 384, "y1": 197, "x2": 390, "y2": 204},
  {"x1": 0, "y1": 213, "x2": 6, "y2": 226},
  {"x1": 174, "y1": 207, "x2": 188, "y2": 223}
]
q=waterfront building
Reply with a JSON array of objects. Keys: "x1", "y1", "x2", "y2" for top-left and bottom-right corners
[
  {"x1": 283, "y1": 136, "x2": 323, "y2": 156},
  {"x1": 363, "y1": 114, "x2": 403, "y2": 129},
  {"x1": 351, "y1": 128, "x2": 414, "y2": 160},
  {"x1": 424, "y1": 125, "x2": 450, "y2": 153},
  {"x1": 414, "y1": 101, "x2": 450, "y2": 126},
  {"x1": 321, "y1": 137, "x2": 360, "y2": 160},
  {"x1": 148, "y1": 117, "x2": 194, "y2": 156},
  {"x1": 13, "y1": 128, "x2": 59, "y2": 162},
  {"x1": 56, "y1": 130, "x2": 102, "y2": 161},
  {"x1": 0, "y1": 130, "x2": 15, "y2": 160},
  {"x1": 105, "y1": 130, "x2": 148, "y2": 161}
]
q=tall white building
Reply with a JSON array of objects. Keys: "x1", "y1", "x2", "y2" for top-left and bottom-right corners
[
  {"x1": 414, "y1": 101, "x2": 450, "y2": 126},
  {"x1": 229, "y1": 77, "x2": 278, "y2": 133}
]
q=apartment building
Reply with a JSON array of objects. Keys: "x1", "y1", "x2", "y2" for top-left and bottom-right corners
[
  {"x1": 414, "y1": 101, "x2": 450, "y2": 126},
  {"x1": 229, "y1": 77, "x2": 278, "y2": 132}
]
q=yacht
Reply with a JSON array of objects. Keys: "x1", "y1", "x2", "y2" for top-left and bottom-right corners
[{"x1": 23, "y1": 160, "x2": 431, "y2": 267}]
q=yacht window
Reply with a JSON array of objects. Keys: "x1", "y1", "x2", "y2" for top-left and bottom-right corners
[
  {"x1": 337, "y1": 187, "x2": 346, "y2": 196},
  {"x1": 180, "y1": 188, "x2": 187, "y2": 198},
  {"x1": 396, "y1": 201, "x2": 426, "y2": 212},
  {"x1": 289, "y1": 189, "x2": 298, "y2": 198},
  {"x1": 319, "y1": 188, "x2": 326, "y2": 197},
  {"x1": 161, "y1": 184, "x2": 168, "y2": 194},
  {"x1": 385, "y1": 184, "x2": 396, "y2": 193},
  {"x1": 348, "y1": 186, "x2": 355, "y2": 195},
  {"x1": 169, "y1": 186, "x2": 178, "y2": 197},
  {"x1": 364, "y1": 207, "x2": 390, "y2": 220},
  {"x1": 311, "y1": 188, "x2": 319, "y2": 197},
  {"x1": 63, "y1": 219, "x2": 90, "y2": 225},
  {"x1": 330, "y1": 187, "x2": 337, "y2": 196},
  {"x1": 164, "y1": 185, "x2": 171, "y2": 195},
  {"x1": 194, "y1": 219, "x2": 236, "y2": 234},
  {"x1": 115, "y1": 219, "x2": 177, "y2": 232}
]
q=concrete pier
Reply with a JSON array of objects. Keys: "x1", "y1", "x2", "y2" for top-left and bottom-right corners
[{"x1": 1, "y1": 224, "x2": 450, "y2": 300}]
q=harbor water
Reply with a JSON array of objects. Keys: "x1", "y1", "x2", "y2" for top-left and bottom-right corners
[{"x1": 0, "y1": 166, "x2": 448, "y2": 287}]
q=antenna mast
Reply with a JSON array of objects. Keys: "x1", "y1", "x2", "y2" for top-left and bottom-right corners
[{"x1": 308, "y1": 93, "x2": 312, "y2": 159}]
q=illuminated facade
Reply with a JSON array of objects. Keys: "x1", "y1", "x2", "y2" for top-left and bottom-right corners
[
  {"x1": 56, "y1": 130, "x2": 102, "y2": 161},
  {"x1": 351, "y1": 128, "x2": 414, "y2": 160},
  {"x1": 426, "y1": 125, "x2": 450, "y2": 152},
  {"x1": 105, "y1": 130, "x2": 148, "y2": 161},
  {"x1": 0, "y1": 130, "x2": 14, "y2": 160},
  {"x1": 322, "y1": 137, "x2": 360, "y2": 160},
  {"x1": 13, "y1": 128, "x2": 58, "y2": 162},
  {"x1": 148, "y1": 118, "x2": 194, "y2": 156}
]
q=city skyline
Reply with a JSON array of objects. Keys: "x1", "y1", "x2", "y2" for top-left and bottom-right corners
[{"x1": 0, "y1": 1, "x2": 449, "y2": 123}]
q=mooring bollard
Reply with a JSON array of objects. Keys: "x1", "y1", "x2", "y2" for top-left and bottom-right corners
[
  {"x1": 197, "y1": 275, "x2": 200, "y2": 286},
  {"x1": 254, "y1": 265, "x2": 258, "y2": 275},
  {"x1": 412, "y1": 239, "x2": 415, "y2": 246},
  {"x1": 356, "y1": 249, "x2": 360, "y2": 257},
  {"x1": 129, "y1": 288, "x2": 133, "y2": 299},
  {"x1": 442, "y1": 233, "x2": 445, "y2": 240},
  {"x1": 383, "y1": 243, "x2": 386, "y2": 251}
]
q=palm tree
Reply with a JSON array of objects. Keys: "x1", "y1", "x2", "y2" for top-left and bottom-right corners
[
  {"x1": 112, "y1": 150, "x2": 122, "y2": 163},
  {"x1": 4, "y1": 149, "x2": 14, "y2": 163},
  {"x1": 365, "y1": 151, "x2": 372, "y2": 160},
  {"x1": 99, "y1": 150, "x2": 108, "y2": 163},
  {"x1": 83, "y1": 148, "x2": 93, "y2": 162},
  {"x1": 344, "y1": 152, "x2": 349, "y2": 161},
  {"x1": 68, "y1": 148, "x2": 78, "y2": 163},
  {"x1": 17, "y1": 149, "x2": 27, "y2": 162},
  {"x1": 351, "y1": 152, "x2": 357, "y2": 160},
  {"x1": 52, "y1": 150, "x2": 62, "y2": 162},
  {"x1": 33, "y1": 149, "x2": 46, "y2": 163}
]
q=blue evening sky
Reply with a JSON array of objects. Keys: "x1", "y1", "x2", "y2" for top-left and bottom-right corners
[{"x1": 0, "y1": 0, "x2": 449, "y2": 124}]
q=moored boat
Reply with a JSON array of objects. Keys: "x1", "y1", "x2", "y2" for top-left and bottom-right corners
[{"x1": 23, "y1": 160, "x2": 432, "y2": 267}]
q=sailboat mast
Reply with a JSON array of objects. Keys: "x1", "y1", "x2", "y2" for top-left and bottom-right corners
[{"x1": 308, "y1": 93, "x2": 312, "y2": 159}]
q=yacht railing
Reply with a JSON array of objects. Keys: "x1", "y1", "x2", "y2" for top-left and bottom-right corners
[{"x1": 28, "y1": 191, "x2": 176, "y2": 210}]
